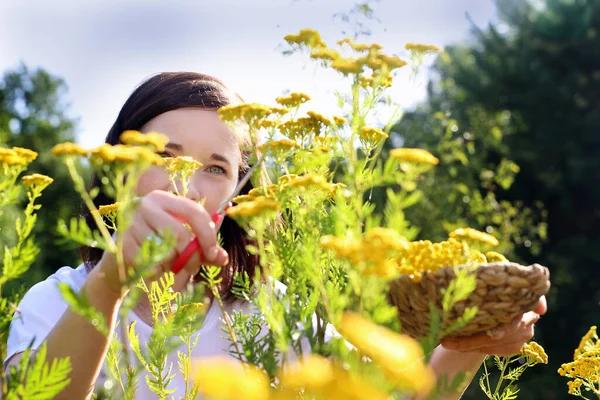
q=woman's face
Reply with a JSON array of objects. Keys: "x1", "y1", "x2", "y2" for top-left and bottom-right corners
[{"x1": 136, "y1": 108, "x2": 241, "y2": 216}]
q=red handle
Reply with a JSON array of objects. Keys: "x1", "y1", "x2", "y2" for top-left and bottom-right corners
[{"x1": 170, "y1": 205, "x2": 231, "y2": 274}]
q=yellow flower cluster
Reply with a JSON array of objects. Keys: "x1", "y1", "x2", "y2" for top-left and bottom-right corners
[
  {"x1": 120, "y1": 130, "x2": 169, "y2": 152},
  {"x1": 390, "y1": 148, "x2": 440, "y2": 165},
  {"x1": 449, "y1": 227, "x2": 500, "y2": 247},
  {"x1": 257, "y1": 139, "x2": 300, "y2": 156},
  {"x1": 193, "y1": 357, "x2": 270, "y2": 400},
  {"x1": 88, "y1": 144, "x2": 163, "y2": 165},
  {"x1": 337, "y1": 313, "x2": 435, "y2": 396},
  {"x1": 521, "y1": 341, "x2": 548, "y2": 365},
  {"x1": 0, "y1": 147, "x2": 37, "y2": 166},
  {"x1": 313, "y1": 135, "x2": 341, "y2": 152},
  {"x1": 398, "y1": 239, "x2": 480, "y2": 281},
  {"x1": 232, "y1": 194, "x2": 256, "y2": 204},
  {"x1": 558, "y1": 326, "x2": 600, "y2": 396},
  {"x1": 485, "y1": 251, "x2": 509, "y2": 263},
  {"x1": 310, "y1": 47, "x2": 341, "y2": 61},
  {"x1": 359, "y1": 75, "x2": 393, "y2": 88},
  {"x1": 162, "y1": 156, "x2": 202, "y2": 175},
  {"x1": 51, "y1": 142, "x2": 88, "y2": 157},
  {"x1": 97, "y1": 202, "x2": 120, "y2": 217},
  {"x1": 284, "y1": 28, "x2": 327, "y2": 49},
  {"x1": 359, "y1": 127, "x2": 388, "y2": 143},
  {"x1": 278, "y1": 117, "x2": 325, "y2": 140},
  {"x1": 285, "y1": 173, "x2": 335, "y2": 195},
  {"x1": 320, "y1": 228, "x2": 409, "y2": 277},
  {"x1": 227, "y1": 196, "x2": 280, "y2": 219},
  {"x1": 218, "y1": 103, "x2": 287, "y2": 124},
  {"x1": 275, "y1": 92, "x2": 311, "y2": 108},
  {"x1": 22, "y1": 174, "x2": 53, "y2": 190},
  {"x1": 404, "y1": 42, "x2": 442, "y2": 55},
  {"x1": 280, "y1": 355, "x2": 388, "y2": 400},
  {"x1": 191, "y1": 313, "x2": 434, "y2": 400},
  {"x1": 330, "y1": 57, "x2": 365, "y2": 75},
  {"x1": 248, "y1": 185, "x2": 279, "y2": 199},
  {"x1": 337, "y1": 38, "x2": 383, "y2": 52}
]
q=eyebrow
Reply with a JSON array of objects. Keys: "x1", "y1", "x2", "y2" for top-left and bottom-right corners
[
  {"x1": 166, "y1": 142, "x2": 231, "y2": 166},
  {"x1": 165, "y1": 142, "x2": 184, "y2": 152},
  {"x1": 210, "y1": 153, "x2": 231, "y2": 166}
]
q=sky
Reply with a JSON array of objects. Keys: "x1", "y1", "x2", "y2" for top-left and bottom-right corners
[{"x1": 0, "y1": 0, "x2": 498, "y2": 149}]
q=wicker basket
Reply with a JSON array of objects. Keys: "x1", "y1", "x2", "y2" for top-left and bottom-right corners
[{"x1": 388, "y1": 262, "x2": 551, "y2": 338}]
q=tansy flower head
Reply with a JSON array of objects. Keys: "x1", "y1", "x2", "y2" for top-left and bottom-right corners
[
  {"x1": 307, "y1": 111, "x2": 333, "y2": 127},
  {"x1": 98, "y1": 202, "x2": 120, "y2": 217},
  {"x1": 284, "y1": 28, "x2": 327, "y2": 49},
  {"x1": 279, "y1": 355, "x2": 389, "y2": 400},
  {"x1": 162, "y1": 156, "x2": 202, "y2": 174},
  {"x1": 380, "y1": 55, "x2": 408, "y2": 70},
  {"x1": 310, "y1": 46, "x2": 341, "y2": 61},
  {"x1": 257, "y1": 139, "x2": 300, "y2": 157},
  {"x1": 51, "y1": 142, "x2": 88, "y2": 157},
  {"x1": 0, "y1": 148, "x2": 26, "y2": 166},
  {"x1": 278, "y1": 174, "x2": 298, "y2": 185},
  {"x1": 337, "y1": 312, "x2": 436, "y2": 396},
  {"x1": 227, "y1": 196, "x2": 280, "y2": 219},
  {"x1": 390, "y1": 148, "x2": 439, "y2": 165},
  {"x1": 232, "y1": 194, "x2": 255, "y2": 204},
  {"x1": 22, "y1": 174, "x2": 53, "y2": 190},
  {"x1": 192, "y1": 357, "x2": 270, "y2": 400},
  {"x1": 405, "y1": 42, "x2": 442, "y2": 55},
  {"x1": 337, "y1": 38, "x2": 383, "y2": 52},
  {"x1": 449, "y1": 227, "x2": 500, "y2": 247},
  {"x1": 574, "y1": 326, "x2": 598, "y2": 359},
  {"x1": 521, "y1": 341, "x2": 548, "y2": 365},
  {"x1": 278, "y1": 117, "x2": 323, "y2": 140},
  {"x1": 360, "y1": 127, "x2": 388, "y2": 143},
  {"x1": 485, "y1": 251, "x2": 509, "y2": 263},
  {"x1": 275, "y1": 92, "x2": 311, "y2": 108},
  {"x1": 120, "y1": 130, "x2": 169, "y2": 152},
  {"x1": 330, "y1": 57, "x2": 365, "y2": 75},
  {"x1": 285, "y1": 173, "x2": 333, "y2": 192},
  {"x1": 12, "y1": 147, "x2": 38, "y2": 163},
  {"x1": 218, "y1": 103, "x2": 287, "y2": 124}
]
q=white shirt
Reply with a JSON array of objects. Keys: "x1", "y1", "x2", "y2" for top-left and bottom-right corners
[{"x1": 6, "y1": 264, "x2": 336, "y2": 399}]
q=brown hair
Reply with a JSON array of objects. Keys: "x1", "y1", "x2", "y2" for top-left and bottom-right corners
[{"x1": 80, "y1": 72, "x2": 259, "y2": 299}]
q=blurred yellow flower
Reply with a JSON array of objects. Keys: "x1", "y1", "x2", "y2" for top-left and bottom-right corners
[
  {"x1": 330, "y1": 57, "x2": 364, "y2": 75},
  {"x1": 360, "y1": 127, "x2": 388, "y2": 143},
  {"x1": 0, "y1": 148, "x2": 26, "y2": 166},
  {"x1": 120, "y1": 130, "x2": 169, "y2": 152},
  {"x1": 449, "y1": 227, "x2": 500, "y2": 247},
  {"x1": 51, "y1": 142, "x2": 88, "y2": 157},
  {"x1": 163, "y1": 156, "x2": 202, "y2": 174},
  {"x1": 307, "y1": 111, "x2": 333, "y2": 126},
  {"x1": 337, "y1": 312, "x2": 436, "y2": 396},
  {"x1": 98, "y1": 202, "x2": 120, "y2": 217},
  {"x1": 337, "y1": 38, "x2": 383, "y2": 52},
  {"x1": 232, "y1": 194, "x2": 256, "y2": 204},
  {"x1": 285, "y1": 173, "x2": 333, "y2": 192},
  {"x1": 279, "y1": 355, "x2": 389, "y2": 400},
  {"x1": 310, "y1": 47, "x2": 341, "y2": 61},
  {"x1": 12, "y1": 147, "x2": 38, "y2": 163},
  {"x1": 275, "y1": 92, "x2": 311, "y2": 108},
  {"x1": 405, "y1": 42, "x2": 442, "y2": 55},
  {"x1": 22, "y1": 174, "x2": 53, "y2": 190},
  {"x1": 485, "y1": 251, "x2": 509, "y2": 263},
  {"x1": 227, "y1": 196, "x2": 280, "y2": 218},
  {"x1": 390, "y1": 148, "x2": 439, "y2": 165},
  {"x1": 284, "y1": 28, "x2": 326, "y2": 49},
  {"x1": 218, "y1": 103, "x2": 287, "y2": 124},
  {"x1": 89, "y1": 144, "x2": 162, "y2": 165},
  {"x1": 192, "y1": 357, "x2": 270, "y2": 400},
  {"x1": 258, "y1": 139, "x2": 300, "y2": 156},
  {"x1": 278, "y1": 117, "x2": 324, "y2": 140},
  {"x1": 574, "y1": 326, "x2": 598, "y2": 359}
]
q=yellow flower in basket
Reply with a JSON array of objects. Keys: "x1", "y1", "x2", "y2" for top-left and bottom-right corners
[{"x1": 449, "y1": 227, "x2": 500, "y2": 247}]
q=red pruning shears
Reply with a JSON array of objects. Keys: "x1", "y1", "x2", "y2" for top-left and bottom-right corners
[{"x1": 170, "y1": 153, "x2": 266, "y2": 274}]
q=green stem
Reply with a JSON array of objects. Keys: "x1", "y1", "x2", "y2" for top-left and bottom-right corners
[
  {"x1": 483, "y1": 357, "x2": 492, "y2": 399},
  {"x1": 212, "y1": 288, "x2": 245, "y2": 362},
  {"x1": 494, "y1": 356, "x2": 511, "y2": 396},
  {"x1": 65, "y1": 157, "x2": 117, "y2": 253}
]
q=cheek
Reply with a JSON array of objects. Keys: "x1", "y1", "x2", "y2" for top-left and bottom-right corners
[{"x1": 136, "y1": 167, "x2": 171, "y2": 196}]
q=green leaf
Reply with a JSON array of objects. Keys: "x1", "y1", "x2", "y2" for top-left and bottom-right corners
[{"x1": 21, "y1": 342, "x2": 72, "y2": 400}]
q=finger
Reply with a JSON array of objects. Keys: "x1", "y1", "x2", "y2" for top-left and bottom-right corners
[
  {"x1": 475, "y1": 341, "x2": 527, "y2": 357},
  {"x1": 520, "y1": 311, "x2": 540, "y2": 327},
  {"x1": 149, "y1": 191, "x2": 222, "y2": 264},
  {"x1": 441, "y1": 331, "x2": 501, "y2": 352},
  {"x1": 533, "y1": 296, "x2": 547, "y2": 316},
  {"x1": 139, "y1": 208, "x2": 193, "y2": 252}
]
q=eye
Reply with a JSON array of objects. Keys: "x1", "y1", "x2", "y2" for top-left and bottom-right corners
[
  {"x1": 206, "y1": 165, "x2": 226, "y2": 175},
  {"x1": 158, "y1": 151, "x2": 175, "y2": 158}
]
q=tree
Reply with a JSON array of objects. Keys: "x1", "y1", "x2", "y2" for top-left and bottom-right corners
[
  {"x1": 0, "y1": 64, "x2": 85, "y2": 288},
  {"x1": 391, "y1": 0, "x2": 600, "y2": 397}
]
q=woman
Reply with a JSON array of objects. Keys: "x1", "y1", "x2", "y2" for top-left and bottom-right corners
[{"x1": 4, "y1": 72, "x2": 547, "y2": 400}]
